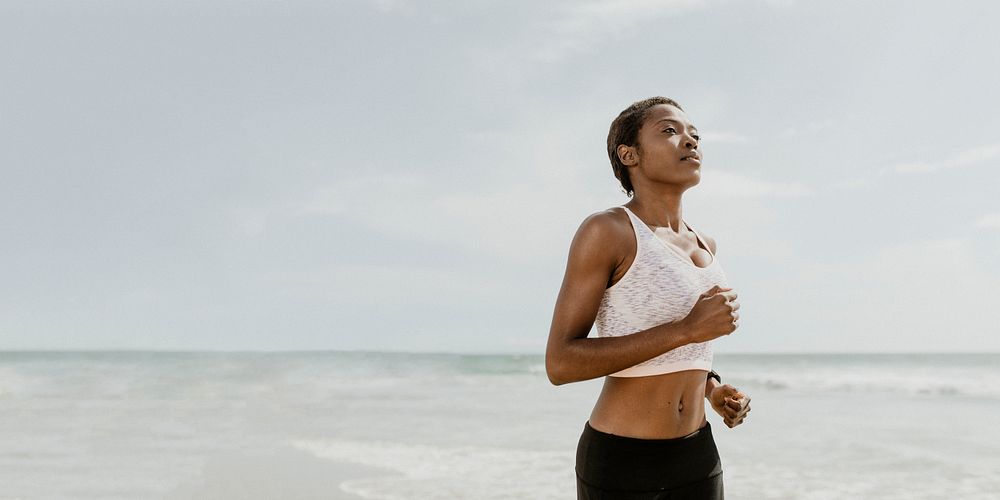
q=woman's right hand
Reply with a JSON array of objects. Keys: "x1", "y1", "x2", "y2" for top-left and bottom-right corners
[{"x1": 682, "y1": 285, "x2": 739, "y2": 343}]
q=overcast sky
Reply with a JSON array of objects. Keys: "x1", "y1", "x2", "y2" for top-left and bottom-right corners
[{"x1": 2, "y1": 0, "x2": 998, "y2": 354}]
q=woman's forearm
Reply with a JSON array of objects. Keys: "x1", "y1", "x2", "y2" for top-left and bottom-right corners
[{"x1": 547, "y1": 320, "x2": 695, "y2": 385}]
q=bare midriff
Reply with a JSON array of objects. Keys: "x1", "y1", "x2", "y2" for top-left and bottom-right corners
[{"x1": 588, "y1": 369, "x2": 708, "y2": 439}]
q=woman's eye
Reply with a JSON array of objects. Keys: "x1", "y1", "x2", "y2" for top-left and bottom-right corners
[
  {"x1": 692, "y1": 135, "x2": 700, "y2": 141},
  {"x1": 664, "y1": 128, "x2": 676, "y2": 134}
]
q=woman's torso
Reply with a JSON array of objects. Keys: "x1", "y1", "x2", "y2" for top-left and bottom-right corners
[{"x1": 588, "y1": 205, "x2": 727, "y2": 439}]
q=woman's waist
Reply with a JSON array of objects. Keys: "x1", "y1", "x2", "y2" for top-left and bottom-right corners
[{"x1": 589, "y1": 370, "x2": 709, "y2": 439}]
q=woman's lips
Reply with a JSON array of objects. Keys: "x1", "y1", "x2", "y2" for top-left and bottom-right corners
[{"x1": 682, "y1": 156, "x2": 701, "y2": 165}]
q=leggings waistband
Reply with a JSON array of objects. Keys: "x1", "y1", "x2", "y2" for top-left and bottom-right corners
[
  {"x1": 576, "y1": 419, "x2": 723, "y2": 493},
  {"x1": 582, "y1": 420, "x2": 712, "y2": 448}
]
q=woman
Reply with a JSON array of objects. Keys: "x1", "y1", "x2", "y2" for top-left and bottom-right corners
[{"x1": 545, "y1": 97, "x2": 752, "y2": 499}]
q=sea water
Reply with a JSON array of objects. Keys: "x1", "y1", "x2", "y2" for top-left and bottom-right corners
[{"x1": 0, "y1": 351, "x2": 998, "y2": 500}]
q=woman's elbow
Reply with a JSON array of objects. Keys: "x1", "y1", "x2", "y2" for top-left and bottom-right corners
[
  {"x1": 546, "y1": 363, "x2": 566, "y2": 386},
  {"x1": 546, "y1": 364, "x2": 564, "y2": 386},
  {"x1": 545, "y1": 347, "x2": 572, "y2": 386}
]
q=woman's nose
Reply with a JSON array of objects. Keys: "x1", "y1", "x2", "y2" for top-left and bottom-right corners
[{"x1": 683, "y1": 132, "x2": 698, "y2": 149}]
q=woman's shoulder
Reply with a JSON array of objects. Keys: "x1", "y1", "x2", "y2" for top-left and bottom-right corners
[
  {"x1": 569, "y1": 207, "x2": 633, "y2": 250},
  {"x1": 576, "y1": 206, "x2": 630, "y2": 235},
  {"x1": 564, "y1": 207, "x2": 634, "y2": 274}
]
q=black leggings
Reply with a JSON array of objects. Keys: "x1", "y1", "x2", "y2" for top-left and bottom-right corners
[{"x1": 576, "y1": 420, "x2": 724, "y2": 500}]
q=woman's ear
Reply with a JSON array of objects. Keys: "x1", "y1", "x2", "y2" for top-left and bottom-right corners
[{"x1": 617, "y1": 144, "x2": 638, "y2": 166}]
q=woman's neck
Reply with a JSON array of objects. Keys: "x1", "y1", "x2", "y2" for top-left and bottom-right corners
[{"x1": 627, "y1": 196, "x2": 684, "y2": 232}]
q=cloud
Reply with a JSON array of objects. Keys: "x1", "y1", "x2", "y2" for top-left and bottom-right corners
[
  {"x1": 288, "y1": 175, "x2": 426, "y2": 218},
  {"x1": 945, "y1": 143, "x2": 1000, "y2": 168},
  {"x1": 254, "y1": 263, "x2": 516, "y2": 307},
  {"x1": 697, "y1": 169, "x2": 815, "y2": 198},
  {"x1": 828, "y1": 237, "x2": 997, "y2": 350},
  {"x1": 280, "y1": 104, "x2": 624, "y2": 261},
  {"x1": 828, "y1": 174, "x2": 880, "y2": 191},
  {"x1": 837, "y1": 141, "x2": 999, "y2": 190},
  {"x1": 892, "y1": 162, "x2": 935, "y2": 174},
  {"x1": 536, "y1": 0, "x2": 710, "y2": 61},
  {"x1": 892, "y1": 142, "x2": 1000, "y2": 174},
  {"x1": 701, "y1": 131, "x2": 751, "y2": 144},
  {"x1": 365, "y1": 0, "x2": 413, "y2": 14},
  {"x1": 280, "y1": 168, "x2": 604, "y2": 261},
  {"x1": 285, "y1": 164, "x2": 810, "y2": 263},
  {"x1": 460, "y1": 0, "x2": 712, "y2": 73},
  {"x1": 778, "y1": 118, "x2": 835, "y2": 138},
  {"x1": 739, "y1": 237, "x2": 1000, "y2": 353},
  {"x1": 975, "y1": 213, "x2": 1000, "y2": 229}
]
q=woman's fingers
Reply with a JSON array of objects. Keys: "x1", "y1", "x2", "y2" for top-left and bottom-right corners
[
  {"x1": 735, "y1": 407, "x2": 750, "y2": 420},
  {"x1": 718, "y1": 388, "x2": 751, "y2": 426},
  {"x1": 725, "y1": 395, "x2": 750, "y2": 413},
  {"x1": 736, "y1": 403, "x2": 750, "y2": 416},
  {"x1": 724, "y1": 405, "x2": 751, "y2": 427}
]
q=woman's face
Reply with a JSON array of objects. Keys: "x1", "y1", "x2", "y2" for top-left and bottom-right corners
[{"x1": 632, "y1": 104, "x2": 702, "y2": 188}]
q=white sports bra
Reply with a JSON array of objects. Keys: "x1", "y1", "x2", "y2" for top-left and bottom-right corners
[{"x1": 594, "y1": 206, "x2": 730, "y2": 377}]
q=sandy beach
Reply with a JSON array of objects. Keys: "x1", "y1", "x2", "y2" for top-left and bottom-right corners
[{"x1": 162, "y1": 446, "x2": 390, "y2": 500}]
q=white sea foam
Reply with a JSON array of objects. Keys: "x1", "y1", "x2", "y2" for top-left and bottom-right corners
[
  {"x1": 724, "y1": 360, "x2": 1000, "y2": 398},
  {"x1": 1, "y1": 351, "x2": 997, "y2": 499},
  {"x1": 291, "y1": 438, "x2": 571, "y2": 500},
  {"x1": 734, "y1": 372, "x2": 1000, "y2": 398}
]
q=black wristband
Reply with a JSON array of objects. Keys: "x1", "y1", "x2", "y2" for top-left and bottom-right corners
[{"x1": 707, "y1": 370, "x2": 722, "y2": 384}]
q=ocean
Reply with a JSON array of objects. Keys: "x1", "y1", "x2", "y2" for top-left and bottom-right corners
[{"x1": 1, "y1": 351, "x2": 997, "y2": 499}]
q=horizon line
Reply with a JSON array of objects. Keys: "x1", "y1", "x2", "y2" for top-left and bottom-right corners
[{"x1": 0, "y1": 348, "x2": 996, "y2": 356}]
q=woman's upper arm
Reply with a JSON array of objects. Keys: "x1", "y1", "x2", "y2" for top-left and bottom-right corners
[{"x1": 545, "y1": 211, "x2": 624, "y2": 377}]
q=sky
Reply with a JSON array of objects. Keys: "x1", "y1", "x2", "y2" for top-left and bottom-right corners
[{"x1": 2, "y1": 0, "x2": 998, "y2": 354}]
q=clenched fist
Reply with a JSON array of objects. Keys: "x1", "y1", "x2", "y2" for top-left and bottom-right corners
[
  {"x1": 709, "y1": 383, "x2": 751, "y2": 428},
  {"x1": 682, "y1": 285, "x2": 740, "y2": 343}
]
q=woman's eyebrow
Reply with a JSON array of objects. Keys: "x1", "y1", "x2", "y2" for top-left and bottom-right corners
[{"x1": 655, "y1": 118, "x2": 698, "y2": 132}]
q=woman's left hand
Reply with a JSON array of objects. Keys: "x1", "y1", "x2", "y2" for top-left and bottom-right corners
[{"x1": 709, "y1": 384, "x2": 751, "y2": 428}]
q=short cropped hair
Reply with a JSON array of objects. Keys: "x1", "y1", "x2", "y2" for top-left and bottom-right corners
[{"x1": 606, "y1": 97, "x2": 684, "y2": 196}]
